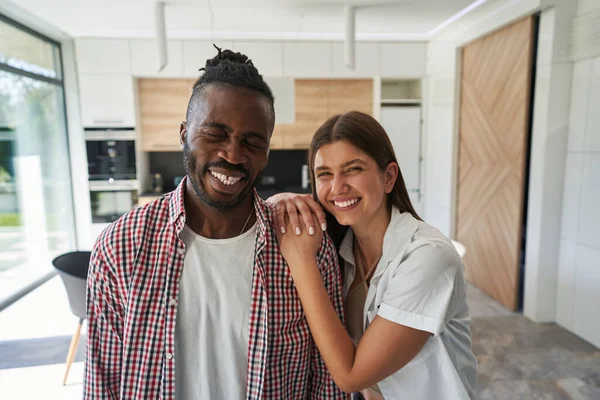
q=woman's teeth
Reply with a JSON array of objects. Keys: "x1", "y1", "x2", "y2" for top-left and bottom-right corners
[
  {"x1": 210, "y1": 171, "x2": 242, "y2": 186},
  {"x1": 334, "y1": 198, "x2": 359, "y2": 208}
]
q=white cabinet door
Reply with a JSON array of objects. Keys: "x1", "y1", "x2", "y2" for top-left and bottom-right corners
[
  {"x1": 284, "y1": 42, "x2": 333, "y2": 77},
  {"x1": 76, "y1": 39, "x2": 131, "y2": 75},
  {"x1": 380, "y1": 43, "x2": 427, "y2": 78},
  {"x1": 331, "y1": 42, "x2": 380, "y2": 77},
  {"x1": 380, "y1": 106, "x2": 421, "y2": 191},
  {"x1": 79, "y1": 75, "x2": 136, "y2": 127},
  {"x1": 233, "y1": 42, "x2": 284, "y2": 77},
  {"x1": 130, "y1": 39, "x2": 184, "y2": 77},
  {"x1": 263, "y1": 77, "x2": 295, "y2": 124},
  {"x1": 182, "y1": 41, "x2": 234, "y2": 78}
]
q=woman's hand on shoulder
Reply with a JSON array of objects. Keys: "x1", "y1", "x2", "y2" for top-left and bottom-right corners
[
  {"x1": 266, "y1": 192, "x2": 327, "y2": 236},
  {"x1": 275, "y1": 213, "x2": 323, "y2": 269}
]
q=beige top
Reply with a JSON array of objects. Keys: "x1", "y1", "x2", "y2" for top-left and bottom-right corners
[
  {"x1": 344, "y1": 245, "x2": 383, "y2": 397},
  {"x1": 345, "y1": 262, "x2": 372, "y2": 343}
]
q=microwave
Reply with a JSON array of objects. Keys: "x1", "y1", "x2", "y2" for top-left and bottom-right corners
[{"x1": 85, "y1": 129, "x2": 137, "y2": 181}]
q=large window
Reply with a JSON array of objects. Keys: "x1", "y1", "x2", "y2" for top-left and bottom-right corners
[{"x1": 0, "y1": 15, "x2": 76, "y2": 306}]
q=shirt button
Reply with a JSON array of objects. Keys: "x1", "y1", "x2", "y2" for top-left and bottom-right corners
[
  {"x1": 169, "y1": 298, "x2": 177, "y2": 306},
  {"x1": 177, "y1": 248, "x2": 185, "y2": 255},
  {"x1": 165, "y1": 352, "x2": 173, "y2": 360}
]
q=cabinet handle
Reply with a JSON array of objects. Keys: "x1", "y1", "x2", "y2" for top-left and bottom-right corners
[{"x1": 93, "y1": 119, "x2": 125, "y2": 124}]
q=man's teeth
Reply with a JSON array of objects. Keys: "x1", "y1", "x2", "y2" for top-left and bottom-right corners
[
  {"x1": 210, "y1": 171, "x2": 242, "y2": 186},
  {"x1": 335, "y1": 198, "x2": 359, "y2": 208}
]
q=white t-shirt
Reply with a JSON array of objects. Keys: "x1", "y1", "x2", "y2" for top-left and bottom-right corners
[
  {"x1": 175, "y1": 222, "x2": 257, "y2": 400},
  {"x1": 340, "y1": 208, "x2": 478, "y2": 400}
]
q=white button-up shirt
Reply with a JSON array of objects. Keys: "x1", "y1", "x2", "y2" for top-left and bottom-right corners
[{"x1": 339, "y1": 208, "x2": 478, "y2": 400}]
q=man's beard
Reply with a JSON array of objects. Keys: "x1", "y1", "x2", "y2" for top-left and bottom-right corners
[{"x1": 183, "y1": 141, "x2": 259, "y2": 210}]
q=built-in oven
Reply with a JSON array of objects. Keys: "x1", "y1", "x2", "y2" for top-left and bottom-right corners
[
  {"x1": 85, "y1": 128, "x2": 137, "y2": 182},
  {"x1": 89, "y1": 181, "x2": 138, "y2": 223}
]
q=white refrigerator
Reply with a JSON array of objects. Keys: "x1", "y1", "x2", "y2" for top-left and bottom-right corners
[{"x1": 379, "y1": 106, "x2": 423, "y2": 216}]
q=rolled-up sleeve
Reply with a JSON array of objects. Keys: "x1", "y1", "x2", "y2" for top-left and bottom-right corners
[{"x1": 378, "y1": 241, "x2": 461, "y2": 336}]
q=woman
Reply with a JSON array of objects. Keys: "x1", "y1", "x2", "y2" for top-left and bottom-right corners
[{"x1": 268, "y1": 111, "x2": 478, "y2": 399}]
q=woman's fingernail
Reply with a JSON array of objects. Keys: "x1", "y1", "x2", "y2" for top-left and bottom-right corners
[
  {"x1": 321, "y1": 223, "x2": 327, "y2": 231},
  {"x1": 308, "y1": 227, "x2": 315, "y2": 235},
  {"x1": 295, "y1": 227, "x2": 301, "y2": 235},
  {"x1": 281, "y1": 226, "x2": 286, "y2": 234}
]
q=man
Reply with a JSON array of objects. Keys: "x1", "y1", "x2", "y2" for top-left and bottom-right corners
[{"x1": 83, "y1": 46, "x2": 347, "y2": 400}]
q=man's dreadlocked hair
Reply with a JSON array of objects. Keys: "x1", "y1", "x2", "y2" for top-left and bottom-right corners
[{"x1": 186, "y1": 45, "x2": 275, "y2": 129}]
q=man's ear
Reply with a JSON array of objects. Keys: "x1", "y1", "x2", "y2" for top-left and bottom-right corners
[{"x1": 180, "y1": 121, "x2": 187, "y2": 148}]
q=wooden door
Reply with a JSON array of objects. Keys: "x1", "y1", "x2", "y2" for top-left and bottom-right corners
[{"x1": 456, "y1": 17, "x2": 535, "y2": 310}]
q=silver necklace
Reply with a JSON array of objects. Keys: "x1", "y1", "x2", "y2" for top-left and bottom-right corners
[{"x1": 240, "y1": 208, "x2": 254, "y2": 235}]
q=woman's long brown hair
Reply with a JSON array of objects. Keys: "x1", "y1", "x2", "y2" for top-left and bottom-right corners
[{"x1": 308, "y1": 111, "x2": 422, "y2": 249}]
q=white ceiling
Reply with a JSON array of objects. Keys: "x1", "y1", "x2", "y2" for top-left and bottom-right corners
[{"x1": 10, "y1": 0, "x2": 478, "y2": 41}]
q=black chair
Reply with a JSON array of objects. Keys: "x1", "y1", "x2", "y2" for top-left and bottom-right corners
[{"x1": 52, "y1": 251, "x2": 91, "y2": 385}]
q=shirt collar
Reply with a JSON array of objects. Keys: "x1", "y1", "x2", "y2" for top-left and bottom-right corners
[
  {"x1": 381, "y1": 207, "x2": 420, "y2": 259},
  {"x1": 169, "y1": 175, "x2": 271, "y2": 237},
  {"x1": 338, "y1": 207, "x2": 420, "y2": 283},
  {"x1": 169, "y1": 175, "x2": 187, "y2": 228}
]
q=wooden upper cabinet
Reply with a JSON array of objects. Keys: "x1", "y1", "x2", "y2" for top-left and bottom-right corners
[
  {"x1": 283, "y1": 80, "x2": 329, "y2": 149},
  {"x1": 139, "y1": 78, "x2": 195, "y2": 151},
  {"x1": 270, "y1": 124, "x2": 285, "y2": 150},
  {"x1": 138, "y1": 78, "x2": 373, "y2": 152},
  {"x1": 279, "y1": 79, "x2": 373, "y2": 149},
  {"x1": 328, "y1": 79, "x2": 373, "y2": 117}
]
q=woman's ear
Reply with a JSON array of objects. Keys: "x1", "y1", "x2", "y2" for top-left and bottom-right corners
[{"x1": 384, "y1": 162, "x2": 399, "y2": 194}]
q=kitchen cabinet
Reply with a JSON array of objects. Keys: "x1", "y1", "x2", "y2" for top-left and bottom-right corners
[
  {"x1": 380, "y1": 106, "x2": 422, "y2": 211},
  {"x1": 183, "y1": 41, "x2": 234, "y2": 78},
  {"x1": 284, "y1": 80, "x2": 329, "y2": 148},
  {"x1": 138, "y1": 78, "x2": 194, "y2": 151},
  {"x1": 284, "y1": 121, "x2": 321, "y2": 149},
  {"x1": 130, "y1": 39, "x2": 184, "y2": 77},
  {"x1": 380, "y1": 43, "x2": 427, "y2": 78},
  {"x1": 331, "y1": 42, "x2": 380, "y2": 77},
  {"x1": 270, "y1": 125, "x2": 285, "y2": 150},
  {"x1": 79, "y1": 75, "x2": 136, "y2": 127},
  {"x1": 281, "y1": 79, "x2": 373, "y2": 149},
  {"x1": 233, "y1": 42, "x2": 284, "y2": 77},
  {"x1": 284, "y1": 42, "x2": 333, "y2": 77},
  {"x1": 138, "y1": 77, "x2": 289, "y2": 151},
  {"x1": 328, "y1": 79, "x2": 373, "y2": 117},
  {"x1": 264, "y1": 77, "x2": 295, "y2": 124},
  {"x1": 76, "y1": 39, "x2": 131, "y2": 75},
  {"x1": 137, "y1": 78, "x2": 372, "y2": 151}
]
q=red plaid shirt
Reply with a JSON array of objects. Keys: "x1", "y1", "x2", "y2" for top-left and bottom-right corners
[{"x1": 84, "y1": 176, "x2": 348, "y2": 399}]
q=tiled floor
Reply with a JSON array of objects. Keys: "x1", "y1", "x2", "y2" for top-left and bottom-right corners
[
  {"x1": 0, "y1": 278, "x2": 598, "y2": 399},
  {"x1": 0, "y1": 277, "x2": 86, "y2": 399},
  {"x1": 468, "y1": 285, "x2": 600, "y2": 399}
]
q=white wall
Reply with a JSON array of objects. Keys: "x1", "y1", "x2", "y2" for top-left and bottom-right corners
[
  {"x1": 555, "y1": 0, "x2": 600, "y2": 348},
  {"x1": 422, "y1": 0, "x2": 550, "y2": 237},
  {"x1": 423, "y1": 0, "x2": 587, "y2": 326},
  {"x1": 522, "y1": 1, "x2": 575, "y2": 323}
]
